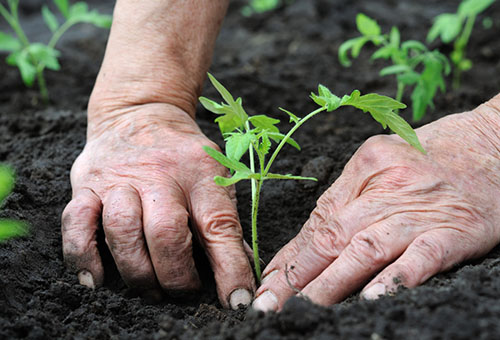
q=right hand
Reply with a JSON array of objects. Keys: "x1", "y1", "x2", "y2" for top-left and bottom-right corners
[{"x1": 61, "y1": 103, "x2": 255, "y2": 309}]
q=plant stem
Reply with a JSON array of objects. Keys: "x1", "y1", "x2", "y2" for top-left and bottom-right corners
[
  {"x1": 252, "y1": 179, "x2": 263, "y2": 282},
  {"x1": 48, "y1": 20, "x2": 75, "y2": 49},
  {"x1": 395, "y1": 81, "x2": 405, "y2": 115},
  {"x1": 36, "y1": 65, "x2": 49, "y2": 104},
  {"x1": 0, "y1": 4, "x2": 30, "y2": 47},
  {"x1": 453, "y1": 14, "x2": 476, "y2": 89},
  {"x1": 263, "y1": 106, "x2": 325, "y2": 175}
]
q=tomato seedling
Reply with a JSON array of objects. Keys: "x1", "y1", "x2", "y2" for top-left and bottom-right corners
[
  {"x1": 339, "y1": 13, "x2": 450, "y2": 121},
  {"x1": 427, "y1": 0, "x2": 495, "y2": 89},
  {"x1": 200, "y1": 73, "x2": 424, "y2": 281},
  {"x1": 0, "y1": 165, "x2": 27, "y2": 242},
  {"x1": 0, "y1": 0, "x2": 111, "y2": 103}
]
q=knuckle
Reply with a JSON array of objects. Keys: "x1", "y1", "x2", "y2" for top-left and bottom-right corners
[
  {"x1": 200, "y1": 210, "x2": 242, "y2": 241},
  {"x1": 147, "y1": 214, "x2": 189, "y2": 244},
  {"x1": 349, "y1": 231, "x2": 388, "y2": 268},
  {"x1": 103, "y1": 209, "x2": 141, "y2": 233},
  {"x1": 311, "y1": 225, "x2": 344, "y2": 261},
  {"x1": 412, "y1": 235, "x2": 446, "y2": 269}
]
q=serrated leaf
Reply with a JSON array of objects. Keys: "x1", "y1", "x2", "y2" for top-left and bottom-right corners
[
  {"x1": 0, "y1": 165, "x2": 15, "y2": 204},
  {"x1": 0, "y1": 219, "x2": 28, "y2": 241},
  {"x1": 249, "y1": 115, "x2": 280, "y2": 133},
  {"x1": 42, "y1": 6, "x2": 59, "y2": 32},
  {"x1": 383, "y1": 111, "x2": 426, "y2": 153},
  {"x1": 379, "y1": 64, "x2": 412, "y2": 76},
  {"x1": 214, "y1": 171, "x2": 259, "y2": 187},
  {"x1": 225, "y1": 132, "x2": 252, "y2": 162},
  {"x1": 427, "y1": 13, "x2": 462, "y2": 43},
  {"x1": 356, "y1": 13, "x2": 381, "y2": 36},
  {"x1": 279, "y1": 107, "x2": 300, "y2": 124},
  {"x1": 311, "y1": 85, "x2": 341, "y2": 112},
  {"x1": 458, "y1": 0, "x2": 495, "y2": 16},
  {"x1": 7, "y1": 51, "x2": 37, "y2": 86},
  {"x1": 0, "y1": 32, "x2": 21, "y2": 52},
  {"x1": 203, "y1": 146, "x2": 252, "y2": 173},
  {"x1": 265, "y1": 173, "x2": 317, "y2": 181},
  {"x1": 54, "y1": 0, "x2": 69, "y2": 18},
  {"x1": 267, "y1": 132, "x2": 301, "y2": 150},
  {"x1": 258, "y1": 132, "x2": 271, "y2": 156}
]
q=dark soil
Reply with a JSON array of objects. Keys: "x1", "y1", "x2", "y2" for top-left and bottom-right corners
[{"x1": 2, "y1": 0, "x2": 500, "y2": 339}]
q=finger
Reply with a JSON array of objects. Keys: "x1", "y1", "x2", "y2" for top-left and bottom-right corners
[
  {"x1": 360, "y1": 229, "x2": 478, "y2": 300},
  {"x1": 300, "y1": 216, "x2": 416, "y2": 307},
  {"x1": 102, "y1": 185, "x2": 160, "y2": 293},
  {"x1": 254, "y1": 194, "x2": 394, "y2": 311},
  {"x1": 189, "y1": 180, "x2": 255, "y2": 310},
  {"x1": 260, "y1": 167, "x2": 362, "y2": 281},
  {"x1": 142, "y1": 187, "x2": 201, "y2": 291},
  {"x1": 61, "y1": 188, "x2": 104, "y2": 288}
]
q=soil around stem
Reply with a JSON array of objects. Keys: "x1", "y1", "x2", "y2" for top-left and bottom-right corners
[{"x1": 1, "y1": 0, "x2": 500, "y2": 338}]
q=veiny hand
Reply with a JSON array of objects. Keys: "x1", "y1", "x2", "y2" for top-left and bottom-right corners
[
  {"x1": 253, "y1": 98, "x2": 500, "y2": 311},
  {"x1": 62, "y1": 103, "x2": 255, "y2": 309}
]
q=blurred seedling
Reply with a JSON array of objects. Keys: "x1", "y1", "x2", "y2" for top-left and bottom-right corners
[
  {"x1": 0, "y1": 0, "x2": 111, "y2": 103},
  {"x1": 427, "y1": 0, "x2": 496, "y2": 89},
  {"x1": 339, "y1": 13, "x2": 450, "y2": 122},
  {"x1": 0, "y1": 165, "x2": 28, "y2": 242},
  {"x1": 200, "y1": 73, "x2": 424, "y2": 281}
]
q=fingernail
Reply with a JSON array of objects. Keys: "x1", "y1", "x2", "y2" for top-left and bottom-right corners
[
  {"x1": 78, "y1": 270, "x2": 95, "y2": 289},
  {"x1": 229, "y1": 289, "x2": 252, "y2": 310},
  {"x1": 361, "y1": 283, "x2": 386, "y2": 300},
  {"x1": 261, "y1": 269, "x2": 278, "y2": 285},
  {"x1": 252, "y1": 290, "x2": 278, "y2": 312}
]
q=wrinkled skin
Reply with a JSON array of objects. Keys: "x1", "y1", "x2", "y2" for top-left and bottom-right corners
[
  {"x1": 61, "y1": 103, "x2": 255, "y2": 308},
  {"x1": 253, "y1": 99, "x2": 500, "y2": 311}
]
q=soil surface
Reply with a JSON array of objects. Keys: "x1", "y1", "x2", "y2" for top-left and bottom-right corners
[{"x1": 2, "y1": 0, "x2": 500, "y2": 339}]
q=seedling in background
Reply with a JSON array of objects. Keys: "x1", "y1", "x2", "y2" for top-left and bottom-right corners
[
  {"x1": 0, "y1": 165, "x2": 28, "y2": 242},
  {"x1": 0, "y1": 0, "x2": 111, "y2": 103},
  {"x1": 427, "y1": 0, "x2": 495, "y2": 89},
  {"x1": 241, "y1": 0, "x2": 293, "y2": 16},
  {"x1": 200, "y1": 73, "x2": 424, "y2": 281},
  {"x1": 339, "y1": 13, "x2": 450, "y2": 122}
]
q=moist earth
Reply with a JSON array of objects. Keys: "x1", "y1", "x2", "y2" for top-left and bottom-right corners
[{"x1": 1, "y1": 0, "x2": 500, "y2": 339}]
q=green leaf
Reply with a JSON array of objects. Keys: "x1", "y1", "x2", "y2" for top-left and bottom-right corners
[
  {"x1": 338, "y1": 38, "x2": 358, "y2": 67},
  {"x1": 203, "y1": 146, "x2": 251, "y2": 173},
  {"x1": 379, "y1": 64, "x2": 412, "y2": 76},
  {"x1": 311, "y1": 85, "x2": 341, "y2": 111},
  {"x1": 27, "y1": 43, "x2": 61, "y2": 70},
  {"x1": 0, "y1": 219, "x2": 28, "y2": 241},
  {"x1": 427, "y1": 13, "x2": 462, "y2": 43},
  {"x1": 265, "y1": 173, "x2": 317, "y2": 181},
  {"x1": 225, "y1": 132, "x2": 252, "y2": 162},
  {"x1": 341, "y1": 90, "x2": 424, "y2": 153},
  {"x1": 401, "y1": 40, "x2": 427, "y2": 53},
  {"x1": 249, "y1": 115, "x2": 280, "y2": 133},
  {"x1": 356, "y1": 13, "x2": 381, "y2": 36},
  {"x1": 214, "y1": 171, "x2": 260, "y2": 186},
  {"x1": 371, "y1": 45, "x2": 394, "y2": 60},
  {"x1": 389, "y1": 26, "x2": 400, "y2": 48},
  {"x1": 68, "y1": 2, "x2": 89, "y2": 19},
  {"x1": 0, "y1": 32, "x2": 21, "y2": 52},
  {"x1": 279, "y1": 107, "x2": 300, "y2": 124},
  {"x1": 397, "y1": 71, "x2": 420, "y2": 85},
  {"x1": 351, "y1": 36, "x2": 371, "y2": 58},
  {"x1": 6, "y1": 51, "x2": 37, "y2": 86},
  {"x1": 458, "y1": 0, "x2": 495, "y2": 16},
  {"x1": 42, "y1": 6, "x2": 59, "y2": 32},
  {"x1": 203, "y1": 73, "x2": 248, "y2": 134},
  {"x1": 258, "y1": 132, "x2": 271, "y2": 156},
  {"x1": 0, "y1": 165, "x2": 15, "y2": 204},
  {"x1": 54, "y1": 0, "x2": 70, "y2": 18},
  {"x1": 267, "y1": 132, "x2": 301, "y2": 150}
]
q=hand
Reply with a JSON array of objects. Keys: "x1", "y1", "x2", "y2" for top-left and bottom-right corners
[
  {"x1": 61, "y1": 103, "x2": 255, "y2": 309},
  {"x1": 253, "y1": 99, "x2": 500, "y2": 311}
]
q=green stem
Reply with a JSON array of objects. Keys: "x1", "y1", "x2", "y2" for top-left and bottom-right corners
[
  {"x1": 252, "y1": 179, "x2": 263, "y2": 282},
  {"x1": 452, "y1": 14, "x2": 476, "y2": 89},
  {"x1": 48, "y1": 20, "x2": 76, "y2": 49},
  {"x1": 395, "y1": 81, "x2": 405, "y2": 115},
  {"x1": 263, "y1": 106, "x2": 326, "y2": 175},
  {"x1": 36, "y1": 65, "x2": 49, "y2": 104},
  {"x1": 0, "y1": 4, "x2": 30, "y2": 47}
]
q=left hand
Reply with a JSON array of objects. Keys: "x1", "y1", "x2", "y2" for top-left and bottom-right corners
[{"x1": 252, "y1": 99, "x2": 500, "y2": 311}]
